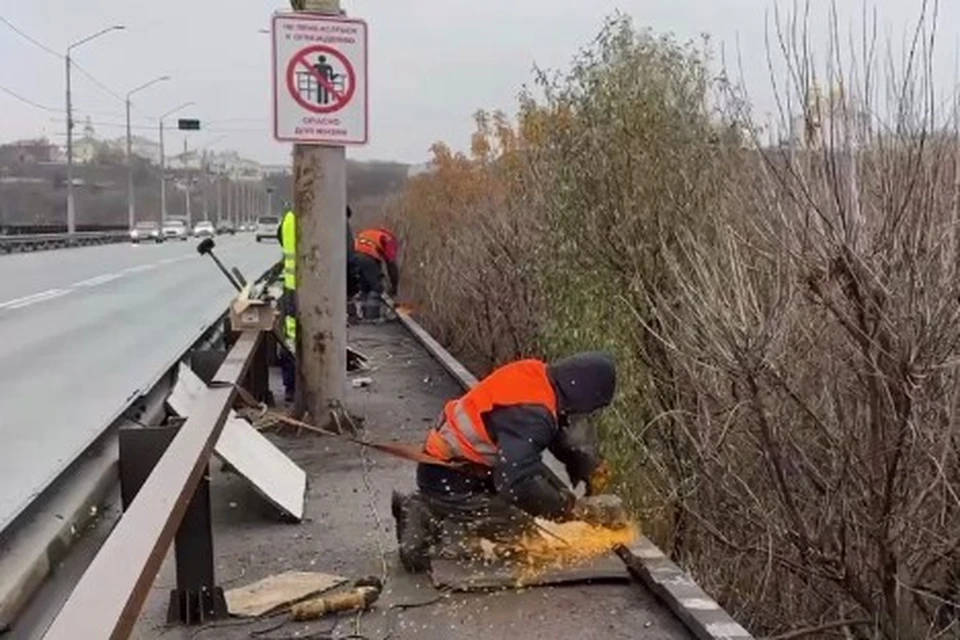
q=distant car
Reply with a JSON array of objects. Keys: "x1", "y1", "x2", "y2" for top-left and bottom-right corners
[
  {"x1": 216, "y1": 220, "x2": 236, "y2": 235},
  {"x1": 255, "y1": 216, "x2": 281, "y2": 242},
  {"x1": 130, "y1": 220, "x2": 162, "y2": 244},
  {"x1": 162, "y1": 219, "x2": 189, "y2": 241},
  {"x1": 193, "y1": 220, "x2": 215, "y2": 238}
]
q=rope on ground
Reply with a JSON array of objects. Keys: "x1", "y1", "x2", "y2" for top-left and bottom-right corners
[
  {"x1": 236, "y1": 405, "x2": 283, "y2": 431},
  {"x1": 331, "y1": 407, "x2": 391, "y2": 640}
]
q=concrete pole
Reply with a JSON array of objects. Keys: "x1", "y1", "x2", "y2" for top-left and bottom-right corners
[
  {"x1": 183, "y1": 139, "x2": 192, "y2": 227},
  {"x1": 217, "y1": 175, "x2": 223, "y2": 224},
  {"x1": 292, "y1": 0, "x2": 348, "y2": 422},
  {"x1": 65, "y1": 53, "x2": 76, "y2": 234},
  {"x1": 159, "y1": 119, "x2": 166, "y2": 224},
  {"x1": 202, "y1": 150, "x2": 209, "y2": 222},
  {"x1": 185, "y1": 179, "x2": 192, "y2": 225},
  {"x1": 126, "y1": 98, "x2": 134, "y2": 230}
]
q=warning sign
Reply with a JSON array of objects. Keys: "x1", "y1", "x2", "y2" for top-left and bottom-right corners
[{"x1": 272, "y1": 13, "x2": 368, "y2": 145}]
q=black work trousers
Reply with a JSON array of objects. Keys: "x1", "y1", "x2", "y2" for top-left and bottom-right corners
[{"x1": 355, "y1": 253, "x2": 384, "y2": 319}]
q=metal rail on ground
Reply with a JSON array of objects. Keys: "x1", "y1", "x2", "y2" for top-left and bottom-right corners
[{"x1": 42, "y1": 330, "x2": 266, "y2": 640}]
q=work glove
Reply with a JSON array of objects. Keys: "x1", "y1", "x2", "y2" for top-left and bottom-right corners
[
  {"x1": 585, "y1": 459, "x2": 613, "y2": 496},
  {"x1": 570, "y1": 494, "x2": 629, "y2": 529}
]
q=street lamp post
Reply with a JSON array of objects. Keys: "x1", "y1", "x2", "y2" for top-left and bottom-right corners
[
  {"x1": 65, "y1": 25, "x2": 124, "y2": 235},
  {"x1": 126, "y1": 75, "x2": 170, "y2": 230},
  {"x1": 198, "y1": 135, "x2": 227, "y2": 224},
  {"x1": 158, "y1": 101, "x2": 195, "y2": 224}
]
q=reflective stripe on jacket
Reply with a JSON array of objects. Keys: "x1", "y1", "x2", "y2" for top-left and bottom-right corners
[
  {"x1": 281, "y1": 210, "x2": 296, "y2": 290},
  {"x1": 354, "y1": 228, "x2": 398, "y2": 262},
  {"x1": 424, "y1": 359, "x2": 557, "y2": 467}
]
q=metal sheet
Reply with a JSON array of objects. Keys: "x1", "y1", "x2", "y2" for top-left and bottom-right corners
[
  {"x1": 430, "y1": 548, "x2": 633, "y2": 592},
  {"x1": 170, "y1": 364, "x2": 306, "y2": 521}
]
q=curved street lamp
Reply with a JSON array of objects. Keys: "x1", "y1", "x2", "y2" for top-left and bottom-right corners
[
  {"x1": 126, "y1": 75, "x2": 170, "y2": 229},
  {"x1": 158, "y1": 101, "x2": 196, "y2": 222},
  {"x1": 65, "y1": 25, "x2": 124, "y2": 235}
]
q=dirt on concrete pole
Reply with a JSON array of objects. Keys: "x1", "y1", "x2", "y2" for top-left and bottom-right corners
[{"x1": 291, "y1": 0, "x2": 348, "y2": 425}]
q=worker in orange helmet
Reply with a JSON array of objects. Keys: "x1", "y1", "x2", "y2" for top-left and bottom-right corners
[
  {"x1": 392, "y1": 351, "x2": 618, "y2": 573},
  {"x1": 353, "y1": 227, "x2": 399, "y2": 320}
]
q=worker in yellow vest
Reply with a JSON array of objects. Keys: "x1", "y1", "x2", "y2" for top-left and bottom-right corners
[
  {"x1": 276, "y1": 204, "x2": 360, "y2": 401},
  {"x1": 279, "y1": 206, "x2": 297, "y2": 401}
]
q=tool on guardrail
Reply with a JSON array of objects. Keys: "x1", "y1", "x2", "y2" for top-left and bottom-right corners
[
  {"x1": 196, "y1": 236, "x2": 369, "y2": 373},
  {"x1": 197, "y1": 238, "x2": 243, "y2": 291}
]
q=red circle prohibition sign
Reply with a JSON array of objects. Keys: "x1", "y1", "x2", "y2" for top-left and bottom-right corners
[{"x1": 286, "y1": 44, "x2": 357, "y2": 114}]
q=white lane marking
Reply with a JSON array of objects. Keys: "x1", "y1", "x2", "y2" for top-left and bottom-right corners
[
  {"x1": 0, "y1": 290, "x2": 66, "y2": 309},
  {"x1": 3, "y1": 289, "x2": 71, "y2": 309},
  {"x1": 123, "y1": 263, "x2": 159, "y2": 274},
  {"x1": 72, "y1": 273, "x2": 123, "y2": 288},
  {"x1": 157, "y1": 256, "x2": 190, "y2": 265}
]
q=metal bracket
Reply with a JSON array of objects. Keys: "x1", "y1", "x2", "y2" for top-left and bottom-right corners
[{"x1": 118, "y1": 422, "x2": 228, "y2": 625}]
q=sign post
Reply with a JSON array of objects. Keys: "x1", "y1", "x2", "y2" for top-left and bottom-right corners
[{"x1": 273, "y1": 3, "x2": 368, "y2": 424}]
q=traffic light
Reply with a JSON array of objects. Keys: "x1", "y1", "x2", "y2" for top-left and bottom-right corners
[{"x1": 177, "y1": 119, "x2": 201, "y2": 131}]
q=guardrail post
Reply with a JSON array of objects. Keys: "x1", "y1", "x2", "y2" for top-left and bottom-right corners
[
  {"x1": 246, "y1": 334, "x2": 271, "y2": 404},
  {"x1": 118, "y1": 422, "x2": 227, "y2": 626}
]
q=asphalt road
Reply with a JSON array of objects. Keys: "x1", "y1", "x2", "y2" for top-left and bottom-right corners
[{"x1": 0, "y1": 234, "x2": 282, "y2": 532}]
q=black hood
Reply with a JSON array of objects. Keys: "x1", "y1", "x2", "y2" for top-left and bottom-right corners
[{"x1": 548, "y1": 351, "x2": 617, "y2": 415}]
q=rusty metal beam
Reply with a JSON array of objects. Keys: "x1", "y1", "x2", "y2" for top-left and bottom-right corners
[{"x1": 43, "y1": 330, "x2": 262, "y2": 640}]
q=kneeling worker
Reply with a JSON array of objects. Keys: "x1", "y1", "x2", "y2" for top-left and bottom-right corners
[
  {"x1": 353, "y1": 227, "x2": 399, "y2": 319},
  {"x1": 392, "y1": 351, "x2": 618, "y2": 573}
]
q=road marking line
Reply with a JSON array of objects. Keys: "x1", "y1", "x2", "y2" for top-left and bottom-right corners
[
  {"x1": 123, "y1": 264, "x2": 158, "y2": 274},
  {"x1": 4, "y1": 289, "x2": 71, "y2": 309},
  {"x1": 0, "y1": 290, "x2": 64, "y2": 309},
  {"x1": 72, "y1": 273, "x2": 122, "y2": 288}
]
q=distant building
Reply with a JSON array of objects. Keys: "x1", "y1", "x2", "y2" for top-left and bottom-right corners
[
  {"x1": 103, "y1": 135, "x2": 161, "y2": 165},
  {"x1": 0, "y1": 138, "x2": 60, "y2": 164},
  {"x1": 208, "y1": 150, "x2": 263, "y2": 180},
  {"x1": 262, "y1": 164, "x2": 291, "y2": 176}
]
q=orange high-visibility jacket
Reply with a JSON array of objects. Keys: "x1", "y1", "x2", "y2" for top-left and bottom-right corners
[
  {"x1": 424, "y1": 359, "x2": 558, "y2": 467},
  {"x1": 355, "y1": 228, "x2": 398, "y2": 262}
]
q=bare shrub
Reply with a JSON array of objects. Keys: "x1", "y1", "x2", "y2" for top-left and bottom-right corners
[
  {"x1": 392, "y1": 4, "x2": 960, "y2": 638},
  {"x1": 386, "y1": 114, "x2": 543, "y2": 371}
]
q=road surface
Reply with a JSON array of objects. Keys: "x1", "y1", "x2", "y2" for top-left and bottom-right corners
[{"x1": 0, "y1": 235, "x2": 281, "y2": 532}]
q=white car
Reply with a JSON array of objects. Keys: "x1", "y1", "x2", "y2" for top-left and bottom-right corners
[
  {"x1": 193, "y1": 220, "x2": 215, "y2": 238},
  {"x1": 130, "y1": 221, "x2": 162, "y2": 244},
  {"x1": 162, "y1": 219, "x2": 189, "y2": 241},
  {"x1": 255, "y1": 216, "x2": 281, "y2": 242}
]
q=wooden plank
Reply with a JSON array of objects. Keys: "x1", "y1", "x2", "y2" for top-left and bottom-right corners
[{"x1": 225, "y1": 571, "x2": 345, "y2": 617}]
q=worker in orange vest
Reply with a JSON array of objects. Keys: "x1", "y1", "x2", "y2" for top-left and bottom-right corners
[
  {"x1": 353, "y1": 227, "x2": 399, "y2": 320},
  {"x1": 391, "y1": 351, "x2": 617, "y2": 573}
]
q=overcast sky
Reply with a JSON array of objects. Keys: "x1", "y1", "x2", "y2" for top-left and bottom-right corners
[{"x1": 2, "y1": 1, "x2": 958, "y2": 166}]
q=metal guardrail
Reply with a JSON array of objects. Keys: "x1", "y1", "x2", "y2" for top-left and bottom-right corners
[
  {"x1": 42, "y1": 330, "x2": 267, "y2": 639},
  {"x1": 0, "y1": 231, "x2": 130, "y2": 254}
]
